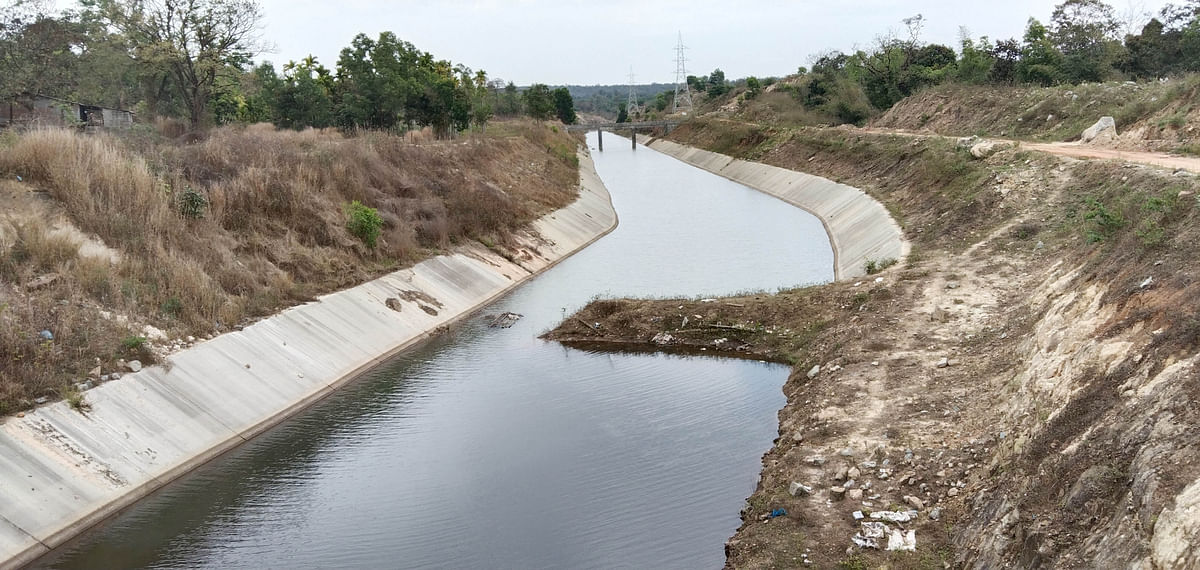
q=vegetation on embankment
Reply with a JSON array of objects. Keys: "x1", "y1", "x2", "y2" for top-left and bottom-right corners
[
  {"x1": 870, "y1": 76, "x2": 1200, "y2": 146},
  {"x1": 665, "y1": 117, "x2": 1025, "y2": 252},
  {"x1": 551, "y1": 115, "x2": 1200, "y2": 567},
  {"x1": 0, "y1": 120, "x2": 582, "y2": 416}
]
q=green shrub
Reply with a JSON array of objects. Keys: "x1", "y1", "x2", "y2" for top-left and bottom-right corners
[
  {"x1": 177, "y1": 186, "x2": 208, "y2": 219},
  {"x1": 345, "y1": 200, "x2": 383, "y2": 249},
  {"x1": 865, "y1": 257, "x2": 898, "y2": 275},
  {"x1": 121, "y1": 335, "x2": 147, "y2": 350}
]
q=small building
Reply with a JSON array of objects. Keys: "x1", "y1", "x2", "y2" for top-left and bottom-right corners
[{"x1": 0, "y1": 94, "x2": 134, "y2": 130}]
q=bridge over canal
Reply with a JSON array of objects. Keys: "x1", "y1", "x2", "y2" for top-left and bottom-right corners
[{"x1": 566, "y1": 120, "x2": 681, "y2": 150}]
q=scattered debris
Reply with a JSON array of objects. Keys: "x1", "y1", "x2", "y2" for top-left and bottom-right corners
[
  {"x1": 385, "y1": 298, "x2": 403, "y2": 312},
  {"x1": 871, "y1": 510, "x2": 919, "y2": 523},
  {"x1": 887, "y1": 528, "x2": 917, "y2": 551},
  {"x1": 485, "y1": 312, "x2": 523, "y2": 328},
  {"x1": 853, "y1": 522, "x2": 889, "y2": 549},
  {"x1": 789, "y1": 482, "x2": 814, "y2": 496}
]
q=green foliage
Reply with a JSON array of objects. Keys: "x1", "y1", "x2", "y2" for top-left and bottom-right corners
[
  {"x1": 120, "y1": 335, "x2": 147, "y2": 351},
  {"x1": 177, "y1": 186, "x2": 208, "y2": 219},
  {"x1": 616, "y1": 102, "x2": 629, "y2": 124},
  {"x1": 523, "y1": 83, "x2": 555, "y2": 121},
  {"x1": 708, "y1": 68, "x2": 729, "y2": 97},
  {"x1": 345, "y1": 200, "x2": 383, "y2": 249},
  {"x1": 865, "y1": 257, "x2": 898, "y2": 274},
  {"x1": 745, "y1": 76, "x2": 762, "y2": 98},
  {"x1": 1083, "y1": 197, "x2": 1125, "y2": 242},
  {"x1": 60, "y1": 385, "x2": 90, "y2": 413},
  {"x1": 161, "y1": 296, "x2": 183, "y2": 318},
  {"x1": 551, "y1": 87, "x2": 577, "y2": 124}
]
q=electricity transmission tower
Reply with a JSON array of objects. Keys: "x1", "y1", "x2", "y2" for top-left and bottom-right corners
[
  {"x1": 673, "y1": 32, "x2": 694, "y2": 113},
  {"x1": 626, "y1": 67, "x2": 640, "y2": 117}
]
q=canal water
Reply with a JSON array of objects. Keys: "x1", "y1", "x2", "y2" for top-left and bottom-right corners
[{"x1": 40, "y1": 133, "x2": 834, "y2": 569}]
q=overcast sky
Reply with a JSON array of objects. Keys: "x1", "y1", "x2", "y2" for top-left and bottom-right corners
[{"x1": 64, "y1": 0, "x2": 1175, "y2": 85}]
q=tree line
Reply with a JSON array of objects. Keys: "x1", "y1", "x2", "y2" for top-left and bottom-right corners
[
  {"x1": 703, "y1": 0, "x2": 1200, "y2": 124},
  {"x1": 0, "y1": 0, "x2": 576, "y2": 134}
]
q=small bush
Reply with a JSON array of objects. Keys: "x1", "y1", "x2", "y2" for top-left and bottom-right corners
[
  {"x1": 160, "y1": 296, "x2": 183, "y2": 318},
  {"x1": 1083, "y1": 197, "x2": 1125, "y2": 242},
  {"x1": 121, "y1": 335, "x2": 147, "y2": 350},
  {"x1": 345, "y1": 200, "x2": 383, "y2": 249},
  {"x1": 177, "y1": 186, "x2": 209, "y2": 219},
  {"x1": 60, "y1": 385, "x2": 90, "y2": 413},
  {"x1": 865, "y1": 257, "x2": 898, "y2": 275}
]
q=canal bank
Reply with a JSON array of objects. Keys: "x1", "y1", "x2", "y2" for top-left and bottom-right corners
[
  {"x1": 0, "y1": 150, "x2": 617, "y2": 570},
  {"x1": 646, "y1": 138, "x2": 908, "y2": 280}
]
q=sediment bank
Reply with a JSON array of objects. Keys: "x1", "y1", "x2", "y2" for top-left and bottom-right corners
[
  {"x1": 646, "y1": 138, "x2": 908, "y2": 280},
  {"x1": 0, "y1": 150, "x2": 617, "y2": 570}
]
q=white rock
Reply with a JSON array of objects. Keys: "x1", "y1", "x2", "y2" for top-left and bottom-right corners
[
  {"x1": 1081, "y1": 116, "x2": 1117, "y2": 144},
  {"x1": 126, "y1": 360, "x2": 142, "y2": 373},
  {"x1": 142, "y1": 325, "x2": 168, "y2": 342},
  {"x1": 807, "y1": 365, "x2": 821, "y2": 379},
  {"x1": 936, "y1": 358, "x2": 950, "y2": 369}
]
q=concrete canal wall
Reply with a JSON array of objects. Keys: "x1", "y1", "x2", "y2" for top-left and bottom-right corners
[
  {"x1": 647, "y1": 138, "x2": 908, "y2": 280},
  {"x1": 0, "y1": 151, "x2": 617, "y2": 570}
]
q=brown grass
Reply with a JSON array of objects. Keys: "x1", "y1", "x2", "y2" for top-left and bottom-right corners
[{"x1": 0, "y1": 120, "x2": 582, "y2": 413}]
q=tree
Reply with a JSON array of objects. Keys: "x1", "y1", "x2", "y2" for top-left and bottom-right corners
[
  {"x1": 1050, "y1": 0, "x2": 1121, "y2": 82},
  {"x1": 957, "y1": 33, "x2": 996, "y2": 84},
  {"x1": 551, "y1": 87, "x2": 576, "y2": 124},
  {"x1": 708, "y1": 68, "x2": 728, "y2": 96},
  {"x1": 615, "y1": 101, "x2": 628, "y2": 123},
  {"x1": 0, "y1": 13, "x2": 84, "y2": 100},
  {"x1": 97, "y1": 0, "x2": 266, "y2": 128},
  {"x1": 523, "y1": 83, "x2": 553, "y2": 121},
  {"x1": 745, "y1": 76, "x2": 761, "y2": 98},
  {"x1": 1017, "y1": 18, "x2": 1065, "y2": 85}
]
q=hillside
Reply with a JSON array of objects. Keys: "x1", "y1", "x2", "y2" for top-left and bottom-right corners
[
  {"x1": 872, "y1": 77, "x2": 1200, "y2": 153},
  {"x1": 0, "y1": 121, "x2": 582, "y2": 415},
  {"x1": 549, "y1": 97, "x2": 1200, "y2": 567}
]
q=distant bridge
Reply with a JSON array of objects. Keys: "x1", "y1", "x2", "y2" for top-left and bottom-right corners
[
  {"x1": 566, "y1": 120, "x2": 682, "y2": 150},
  {"x1": 564, "y1": 120, "x2": 681, "y2": 132}
]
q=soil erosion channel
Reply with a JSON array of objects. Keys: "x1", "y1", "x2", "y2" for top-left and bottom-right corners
[{"x1": 39, "y1": 132, "x2": 834, "y2": 569}]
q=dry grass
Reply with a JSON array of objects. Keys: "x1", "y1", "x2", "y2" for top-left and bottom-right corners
[{"x1": 0, "y1": 120, "x2": 582, "y2": 413}]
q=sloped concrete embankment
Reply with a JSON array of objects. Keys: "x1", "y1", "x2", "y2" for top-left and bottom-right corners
[
  {"x1": 647, "y1": 139, "x2": 907, "y2": 280},
  {"x1": 0, "y1": 151, "x2": 617, "y2": 570}
]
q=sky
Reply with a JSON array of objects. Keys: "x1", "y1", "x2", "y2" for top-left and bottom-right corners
[{"x1": 64, "y1": 0, "x2": 1178, "y2": 85}]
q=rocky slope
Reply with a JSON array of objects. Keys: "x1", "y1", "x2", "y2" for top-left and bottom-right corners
[{"x1": 871, "y1": 77, "x2": 1200, "y2": 154}]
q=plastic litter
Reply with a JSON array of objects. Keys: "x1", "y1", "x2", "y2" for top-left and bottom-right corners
[{"x1": 768, "y1": 508, "x2": 787, "y2": 519}]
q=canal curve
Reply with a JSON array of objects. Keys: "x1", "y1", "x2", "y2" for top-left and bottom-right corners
[{"x1": 39, "y1": 132, "x2": 835, "y2": 569}]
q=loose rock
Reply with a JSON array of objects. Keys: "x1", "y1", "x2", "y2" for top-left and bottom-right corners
[
  {"x1": 830, "y1": 486, "x2": 847, "y2": 501},
  {"x1": 904, "y1": 495, "x2": 925, "y2": 510},
  {"x1": 1081, "y1": 116, "x2": 1117, "y2": 144},
  {"x1": 789, "y1": 482, "x2": 814, "y2": 496},
  {"x1": 126, "y1": 360, "x2": 143, "y2": 373}
]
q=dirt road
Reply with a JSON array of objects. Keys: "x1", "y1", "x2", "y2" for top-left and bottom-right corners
[{"x1": 859, "y1": 126, "x2": 1200, "y2": 173}]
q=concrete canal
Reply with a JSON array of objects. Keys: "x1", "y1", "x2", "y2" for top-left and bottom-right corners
[{"x1": 40, "y1": 132, "x2": 834, "y2": 569}]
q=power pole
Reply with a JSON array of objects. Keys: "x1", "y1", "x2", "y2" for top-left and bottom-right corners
[
  {"x1": 627, "y1": 67, "x2": 640, "y2": 118},
  {"x1": 673, "y1": 31, "x2": 695, "y2": 114}
]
